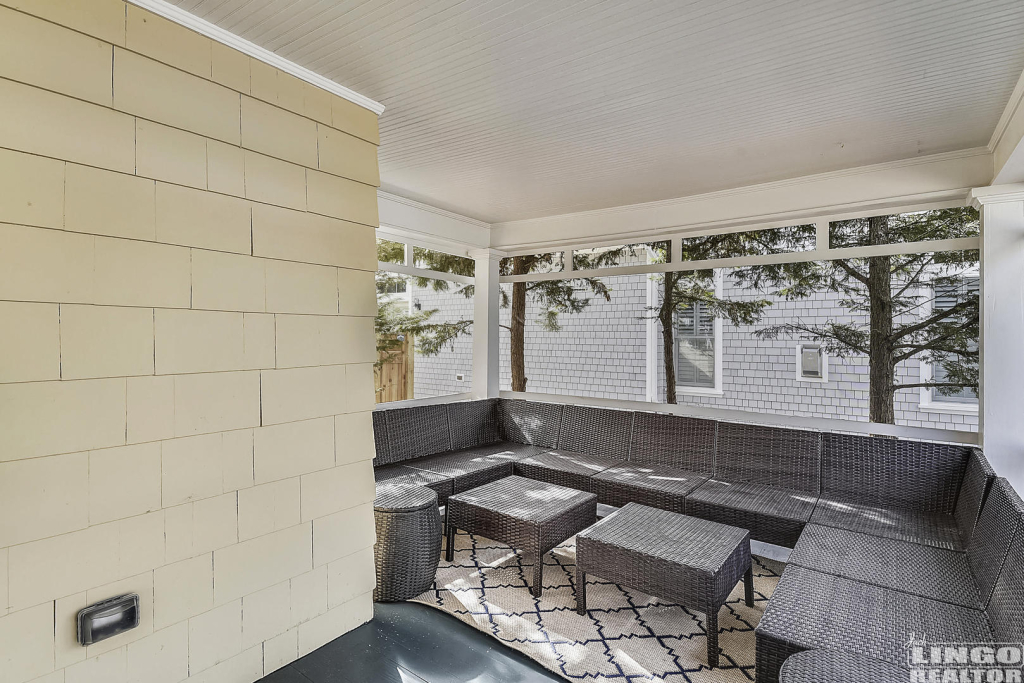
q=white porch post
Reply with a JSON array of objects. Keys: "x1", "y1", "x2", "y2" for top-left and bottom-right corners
[
  {"x1": 970, "y1": 185, "x2": 1024, "y2": 492},
  {"x1": 470, "y1": 249, "x2": 504, "y2": 399}
]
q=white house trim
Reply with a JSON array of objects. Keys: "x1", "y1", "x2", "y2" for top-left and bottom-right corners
[
  {"x1": 500, "y1": 237, "x2": 981, "y2": 284},
  {"x1": 125, "y1": 0, "x2": 385, "y2": 115},
  {"x1": 489, "y1": 148, "x2": 991, "y2": 251}
]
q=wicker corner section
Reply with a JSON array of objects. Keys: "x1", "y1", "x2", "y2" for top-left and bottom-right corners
[
  {"x1": 448, "y1": 399, "x2": 501, "y2": 450},
  {"x1": 383, "y1": 403, "x2": 452, "y2": 463}
]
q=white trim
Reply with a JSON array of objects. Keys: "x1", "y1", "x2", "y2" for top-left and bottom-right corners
[
  {"x1": 125, "y1": 0, "x2": 384, "y2": 115},
  {"x1": 500, "y1": 237, "x2": 981, "y2": 284},
  {"x1": 489, "y1": 149, "x2": 990, "y2": 251},
  {"x1": 377, "y1": 261, "x2": 474, "y2": 285},
  {"x1": 499, "y1": 391, "x2": 978, "y2": 446},
  {"x1": 374, "y1": 393, "x2": 475, "y2": 410},
  {"x1": 795, "y1": 343, "x2": 829, "y2": 384},
  {"x1": 988, "y1": 66, "x2": 1024, "y2": 153},
  {"x1": 377, "y1": 191, "x2": 491, "y2": 251}
]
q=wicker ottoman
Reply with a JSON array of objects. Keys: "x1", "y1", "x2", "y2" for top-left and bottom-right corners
[
  {"x1": 779, "y1": 650, "x2": 907, "y2": 683},
  {"x1": 445, "y1": 475, "x2": 597, "y2": 597},
  {"x1": 575, "y1": 503, "x2": 753, "y2": 668},
  {"x1": 373, "y1": 485, "x2": 442, "y2": 602}
]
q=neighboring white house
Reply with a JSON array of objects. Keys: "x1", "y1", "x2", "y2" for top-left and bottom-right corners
[{"x1": 407, "y1": 269, "x2": 979, "y2": 433}]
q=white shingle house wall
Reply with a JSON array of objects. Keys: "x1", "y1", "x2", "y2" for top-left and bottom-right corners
[
  {"x1": 410, "y1": 283, "x2": 474, "y2": 398},
  {"x1": 412, "y1": 272, "x2": 978, "y2": 432}
]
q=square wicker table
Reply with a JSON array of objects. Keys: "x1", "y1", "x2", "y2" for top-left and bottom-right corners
[
  {"x1": 575, "y1": 502, "x2": 753, "y2": 668},
  {"x1": 445, "y1": 475, "x2": 598, "y2": 597}
]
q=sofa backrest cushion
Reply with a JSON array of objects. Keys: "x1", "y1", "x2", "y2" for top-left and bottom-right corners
[
  {"x1": 498, "y1": 399, "x2": 563, "y2": 448},
  {"x1": 715, "y1": 422, "x2": 820, "y2": 493},
  {"x1": 986, "y1": 482, "x2": 1024, "y2": 644},
  {"x1": 381, "y1": 404, "x2": 451, "y2": 464},
  {"x1": 557, "y1": 405, "x2": 633, "y2": 460},
  {"x1": 967, "y1": 478, "x2": 1022, "y2": 608},
  {"x1": 629, "y1": 412, "x2": 715, "y2": 473},
  {"x1": 448, "y1": 399, "x2": 501, "y2": 450},
  {"x1": 821, "y1": 433, "x2": 968, "y2": 513},
  {"x1": 371, "y1": 410, "x2": 389, "y2": 465},
  {"x1": 956, "y1": 448, "x2": 997, "y2": 545}
]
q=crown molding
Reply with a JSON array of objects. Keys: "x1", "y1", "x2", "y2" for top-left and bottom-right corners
[
  {"x1": 377, "y1": 190, "x2": 491, "y2": 230},
  {"x1": 988, "y1": 66, "x2": 1024, "y2": 153},
  {"x1": 125, "y1": 0, "x2": 385, "y2": 115},
  {"x1": 490, "y1": 148, "x2": 992, "y2": 251},
  {"x1": 969, "y1": 184, "x2": 1024, "y2": 207},
  {"x1": 493, "y1": 147, "x2": 990, "y2": 232}
]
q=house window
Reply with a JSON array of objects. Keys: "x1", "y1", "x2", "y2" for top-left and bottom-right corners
[
  {"x1": 675, "y1": 302, "x2": 716, "y2": 388},
  {"x1": 930, "y1": 278, "x2": 978, "y2": 404}
]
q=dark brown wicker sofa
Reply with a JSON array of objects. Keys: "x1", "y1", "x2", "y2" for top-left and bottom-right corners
[
  {"x1": 372, "y1": 399, "x2": 549, "y2": 505},
  {"x1": 372, "y1": 397, "x2": 1017, "y2": 683},
  {"x1": 373, "y1": 399, "x2": 993, "y2": 550},
  {"x1": 756, "y1": 476, "x2": 1023, "y2": 683}
]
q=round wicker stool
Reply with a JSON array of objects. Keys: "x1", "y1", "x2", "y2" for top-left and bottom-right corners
[
  {"x1": 373, "y1": 485, "x2": 442, "y2": 602},
  {"x1": 779, "y1": 650, "x2": 906, "y2": 683}
]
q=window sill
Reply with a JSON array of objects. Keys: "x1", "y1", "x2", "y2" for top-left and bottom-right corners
[
  {"x1": 918, "y1": 400, "x2": 978, "y2": 416},
  {"x1": 675, "y1": 386, "x2": 724, "y2": 397}
]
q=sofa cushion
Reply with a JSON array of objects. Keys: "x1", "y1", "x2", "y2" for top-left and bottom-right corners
[
  {"x1": 820, "y1": 432, "x2": 969, "y2": 514},
  {"x1": 557, "y1": 405, "x2": 633, "y2": 460},
  {"x1": 788, "y1": 523, "x2": 983, "y2": 609},
  {"x1": 590, "y1": 463, "x2": 708, "y2": 513},
  {"x1": 714, "y1": 422, "x2": 820, "y2": 494},
  {"x1": 447, "y1": 399, "x2": 501, "y2": 450},
  {"x1": 628, "y1": 411, "x2": 715, "y2": 473},
  {"x1": 374, "y1": 464, "x2": 454, "y2": 504},
  {"x1": 403, "y1": 443, "x2": 531, "y2": 493},
  {"x1": 498, "y1": 399, "x2": 563, "y2": 448},
  {"x1": 514, "y1": 450, "x2": 620, "y2": 492},
  {"x1": 382, "y1": 404, "x2": 451, "y2": 464},
  {"x1": 808, "y1": 497, "x2": 962, "y2": 549},
  {"x1": 686, "y1": 479, "x2": 817, "y2": 547}
]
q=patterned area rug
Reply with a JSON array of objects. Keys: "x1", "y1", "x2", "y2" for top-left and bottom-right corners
[{"x1": 413, "y1": 530, "x2": 785, "y2": 682}]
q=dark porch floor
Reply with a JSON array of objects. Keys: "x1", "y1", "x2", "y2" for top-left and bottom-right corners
[{"x1": 259, "y1": 601, "x2": 564, "y2": 683}]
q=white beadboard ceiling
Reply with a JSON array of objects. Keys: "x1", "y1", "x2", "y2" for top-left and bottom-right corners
[{"x1": 172, "y1": 0, "x2": 1024, "y2": 224}]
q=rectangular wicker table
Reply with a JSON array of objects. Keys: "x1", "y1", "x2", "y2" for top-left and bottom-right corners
[
  {"x1": 575, "y1": 503, "x2": 753, "y2": 668},
  {"x1": 445, "y1": 475, "x2": 598, "y2": 597}
]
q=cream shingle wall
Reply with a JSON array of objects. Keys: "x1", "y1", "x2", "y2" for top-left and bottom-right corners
[{"x1": 0, "y1": 2, "x2": 380, "y2": 681}]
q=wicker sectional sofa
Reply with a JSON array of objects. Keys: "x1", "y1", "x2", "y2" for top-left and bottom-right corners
[{"x1": 372, "y1": 397, "x2": 1022, "y2": 682}]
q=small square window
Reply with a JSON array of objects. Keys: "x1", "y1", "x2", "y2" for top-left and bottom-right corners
[{"x1": 795, "y1": 343, "x2": 828, "y2": 382}]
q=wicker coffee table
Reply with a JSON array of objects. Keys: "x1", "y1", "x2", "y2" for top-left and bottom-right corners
[
  {"x1": 575, "y1": 502, "x2": 753, "y2": 668},
  {"x1": 445, "y1": 475, "x2": 597, "y2": 597}
]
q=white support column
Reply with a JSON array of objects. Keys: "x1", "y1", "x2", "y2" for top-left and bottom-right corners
[
  {"x1": 470, "y1": 248, "x2": 505, "y2": 399},
  {"x1": 970, "y1": 185, "x2": 1024, "y2": 493}
]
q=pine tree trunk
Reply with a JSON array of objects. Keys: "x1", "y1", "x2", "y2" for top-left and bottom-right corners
[
  {"x1": 867, "y1": 215, "x2": 896, "y2": 424},
  {"x1": 510, "y1": 257, "x2": 528, "y2": 392},
  {"x1": 661, "y1": 274, "x2": 677, "y2": 404}
]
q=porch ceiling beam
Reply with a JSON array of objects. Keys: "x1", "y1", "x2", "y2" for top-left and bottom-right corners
[{"x1": 500, "y1": 236, "x2": 981, "y2": 283}]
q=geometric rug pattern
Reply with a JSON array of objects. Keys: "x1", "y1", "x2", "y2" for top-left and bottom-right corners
[{"x1": 413, "y1": 530, "x2": 786, "y2": 682}]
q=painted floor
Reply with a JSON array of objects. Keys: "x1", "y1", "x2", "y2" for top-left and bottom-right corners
[{"x1": 258, "y1": 601, "x2": 564, "y2": 683}]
